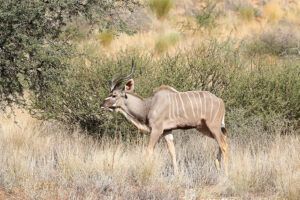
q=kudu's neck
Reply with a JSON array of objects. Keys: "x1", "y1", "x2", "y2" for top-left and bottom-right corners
[{"x1": 122, "y1": 93, "x2": 151, "y2": 124}]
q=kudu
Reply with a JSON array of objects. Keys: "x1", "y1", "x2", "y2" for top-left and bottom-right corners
[{"x1": 100, "y1": 60, "x2": 228, "y2": 175}]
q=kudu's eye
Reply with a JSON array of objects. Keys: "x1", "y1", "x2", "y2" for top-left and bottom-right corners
[{"x1": 112, "y1": 95, "x2": 116, "y2": 98}]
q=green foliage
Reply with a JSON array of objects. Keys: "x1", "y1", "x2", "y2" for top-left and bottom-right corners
[
  {"x1": 0, "y1": 0, "x2": 140, "y2": 110},
  {"x1": 29, "y1": 40, "x2": 299, "y2": 136},
  {"x1": 0, "y1": 0, "x2": 99, "y2": 109},
  {"x1": 149, "y1": 0, "x2": 174, "y2": 20},
  {"x1": 226, "y1": 62, "x2": 300, "y2": 125},
  {"x1": 29, "y1": 54, "x2": 142, "y2": 136}
]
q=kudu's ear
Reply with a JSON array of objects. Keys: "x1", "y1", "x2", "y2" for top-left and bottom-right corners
[{"x1": 124, "y1": 79, "x2": 134, "y2": 92}]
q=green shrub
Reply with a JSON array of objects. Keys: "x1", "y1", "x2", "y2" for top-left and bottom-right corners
[
  {"x1": 149, "y1": 0, "x2": 174, "y2": 20},
  {"x1": 98, "y1": 30, "x2": 115, "y2": 47},
  {"x1": 226, "y1": 61, "x2": 300, "y2": 126},
  {"x1": 29, "y1": 41, "x2": 299, "y2": 137},
  {"x1": 0, "y1": 0, "x2": 139, "y2": 110},
  {"x1": 246, "y1": 26, "x2": 300, "y2": 56}
]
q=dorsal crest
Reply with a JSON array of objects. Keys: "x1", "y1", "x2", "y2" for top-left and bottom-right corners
[{"x1": 154, "y1": 85, "x2": 178, "y2": 94}]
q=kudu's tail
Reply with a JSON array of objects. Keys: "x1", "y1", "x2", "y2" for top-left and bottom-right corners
[
  {"x1": 221, "y1": 127, "x2": 227, "y2": 136},
  {"x1": 221, "y1": 116, "x2": 227, "y2": 136}
]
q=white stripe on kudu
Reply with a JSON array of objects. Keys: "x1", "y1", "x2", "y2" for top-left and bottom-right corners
[
  {"x1": 178, "y1": 93, "x2": 188, "y2": 118},
  {"x1": 186, "y1": 92, "x2": 196, "y2": 118},
  {"x1": 172, "y1": 94, "x2": 176, "y2": 120},
  {"x1": 168, "y1": 94, "x2": 173, "y2": 120},
  {"x1": 191, "y1": 92, "x2": 199, "y2": 117},
  {"x1": 210, "y1": 93, "x2": 214, "y2": 120},
  {"x1": 203, "y1": 92, "x2": 206, "y2": 118},
  {"x1": 213, "y1": 98, "x2": 221, "y2": 122},
  {"x1": 174, "y1": 93, "x2": 180, "y2": 118},
  {"x1": 197, "y1": 92, "x2": 202, "y2": 118}
]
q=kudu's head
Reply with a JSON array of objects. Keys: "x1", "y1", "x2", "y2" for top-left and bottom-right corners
[{"x1": 100, "y1": 60, "x2": 135, "y2": 111}]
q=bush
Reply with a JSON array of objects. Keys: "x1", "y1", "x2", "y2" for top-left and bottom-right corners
[
  {"x1": 149, "y1": 0, "x2": 174, "y2": 20},
  {"x1": 29, "y1": 40, "x2": 299, "y2": 136},
  {"x1": 225, "y1": 60, "x2": 300, "y2": 126},
  {"x1": 98, "y1": 30, "x2": 115, "y2": 48},
  {"x1": 0, "y1": 0, "x2": 142, "y2": 110},
  {"x1": 246, "y1": 26, "x2": 300, "y2": 56}
]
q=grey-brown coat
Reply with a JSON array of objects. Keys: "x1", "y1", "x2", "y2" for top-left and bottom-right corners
[{"x1": 100, "y1": 61, "x2": 228, "y2": 175}]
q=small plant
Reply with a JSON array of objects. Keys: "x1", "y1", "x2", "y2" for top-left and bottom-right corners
[
  {"x1": 98, "y1": 30, "x2": 114, "y2": 48},
  {"x1": 154, "y1": 32, "x2": 180, "y2": 54},
  {"x1": 239, "y1": 6, "x2": 255, "y2": 22},
  {"x1": 149, "y1": 0, "x2": 174, "y2": 20}
]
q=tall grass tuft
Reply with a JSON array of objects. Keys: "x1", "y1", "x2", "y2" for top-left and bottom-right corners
[
  {"x1": 98, "y1": 30, "x2": 114, "y2": 48},
  {"x1": 149, "y1": 0, "x2": 174, "y2": 20},
  {"x1": 154, "y1": 32, "x2": 180, "y2": 54}
]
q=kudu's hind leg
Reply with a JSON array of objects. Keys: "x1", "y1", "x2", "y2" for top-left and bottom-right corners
[
  {"x1": 146, "y1": 127, "x2": 163, "y2": 157},
  {"x1": 215, "y1": 147, "x2": 222, "y2": 171},
  {"x1": 163, "y1": 132, "x2": 178, "y2": 175},
  {"x1": 207, "y1": 125, "x2": 228, "y2": 175}
]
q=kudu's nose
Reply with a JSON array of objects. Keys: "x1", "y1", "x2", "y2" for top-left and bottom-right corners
[{"x1": 100, "y1": 103, "x2": 104, "y2": 109}]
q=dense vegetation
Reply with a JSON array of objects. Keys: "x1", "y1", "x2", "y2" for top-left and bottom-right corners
[
  {"x1": 0, "y1": 0, "x2": 137, "y2": 110},
  {"x1": 1, "y1": 0, "x2": 299, "y2": 137},
  {"x1": 29, "y1": 41, "x2": 299, "y2": 136}
]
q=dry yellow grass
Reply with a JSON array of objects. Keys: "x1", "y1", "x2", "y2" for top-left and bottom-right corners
[
  {"x1": 0, "y1": 110, "x2": 299, "y2": 199},
  {"x1": 72, "y1": 0, "x2": 299, "y2": 58},
  {"x1": 263, "y1": 0, "x2": 284, "y2": 24}
]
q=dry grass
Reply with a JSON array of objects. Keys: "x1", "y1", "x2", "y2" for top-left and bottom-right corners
[
  {"x1": 71, "y1": 0, "x2": 299, "y2": 57},
  {"x1": 263, "y1": 0, "x2": 284, "y2": 24},
  {"x1": 0, "y1": 110, "x2": 299, "y2": 199}
]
